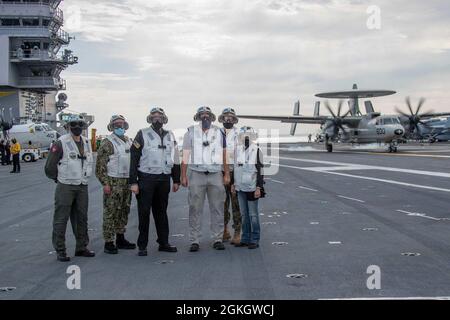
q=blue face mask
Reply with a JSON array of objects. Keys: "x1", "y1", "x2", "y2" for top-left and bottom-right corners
[
  {"x1": 202, "y1": 118, "x2": 211, "y2": 130},
  {"x1": 114, "y1": 128, "x2": 125, "y2": 136}
]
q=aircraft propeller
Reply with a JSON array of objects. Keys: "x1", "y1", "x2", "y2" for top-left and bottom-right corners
[
  {"x1": 396, "y1": 97, "x2": 433, "y2": 136},
  {"x1": 323, "y1": 100, "x2": 351, "y2": 136}
]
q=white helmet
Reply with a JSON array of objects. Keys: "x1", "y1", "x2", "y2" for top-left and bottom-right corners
[
  {"x1": 107, "y1": 114, "x2": 129, "y2": 132},
  {"x1": 194, "y1": 106, "x2": 216, "y2": 122},
  {"x1": 63, "y1": 114, "x2": 88, "y2": 130},
  {"x1": 147, "y1": 107, "x2": 168, "y2": 124},
  {"x1": 238, "y1": 126, "x2": 258, "y2": 142},
  {"x1": 218, "y1": 107, "x2": 239, "y2": 124}
]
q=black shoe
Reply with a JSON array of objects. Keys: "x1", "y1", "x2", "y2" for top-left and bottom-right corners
[
  {"x1": 213, "y1": 241, "x2": 225, "y2": 250},
  {"x1": 116, "y1": 233, "x2": 136, "y2": 250},
  {"x1": 189, "y1": 243, "x2": 199, "y2": 252},
  {"x1": 104, "y1": 242, "x2": 118, "y2": 254},
  {"x1": 234, "y1": 242, "x2": 249, "y2": 247},
  {"x1": 248, "y1": 243, "x2": 259, "y2": 249},
  {"x1": 158, "y1": 244, "x2": 177, "y2": 252},
  {"x1": 10, "y1": 171, "x2": 15, "y2": 174},
  {"x1": 57, "y1": 252, "x2": 71, "y2": 262},
  {"x1": 138, "y1": 249, "x2": 148, "y2": 256},
  {"x1": 75, "y1": 249, "x2": 95, "y2": 257}
]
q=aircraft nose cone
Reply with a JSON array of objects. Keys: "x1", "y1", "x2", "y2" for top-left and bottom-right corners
[{"x1": 395, "y1": 129, "x2": 404, "y2": 136}]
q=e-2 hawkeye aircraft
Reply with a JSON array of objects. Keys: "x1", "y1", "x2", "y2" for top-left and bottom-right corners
[
  {"x1": 421, "y1": 117, "x2": 450, "y2": 142},
  {"x1": 239, "y1": 84, "x2": 450, "y2": 153}
]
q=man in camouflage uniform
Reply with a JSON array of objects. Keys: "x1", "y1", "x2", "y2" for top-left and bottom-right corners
[
  {"x1": 96, "y1": 115, "x2": 136, "y2": 254},
  {"x1": 219, "y1": 108, "x2": 242, "y2": 245}
]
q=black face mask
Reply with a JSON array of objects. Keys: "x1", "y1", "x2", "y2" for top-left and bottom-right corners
[
  {"x1": 223, "y1": 122, "x2": 233, "y2": 129},
  {"x1": 70, "y1": 127, "x2": 83, "y2": 137},
  {"x1": 202, "y1": 118, "x2": 211, "y2": 130},
  {"x1": 152, "y1": 121, "x2": 163, "y2": 131},
  {"x1": 244, "y1": 137, "x2": 250, "y2": 149}
]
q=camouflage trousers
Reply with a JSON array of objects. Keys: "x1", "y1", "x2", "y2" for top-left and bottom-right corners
[
  {"x1": 103, "y1": 178, "x2": 132, "y2": 242},
  {"x1": 224, "y1": 183, "x2": 241, "y2": 232}
]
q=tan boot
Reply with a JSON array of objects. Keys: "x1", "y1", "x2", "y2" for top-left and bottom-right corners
[
  {"x1": 230, "y1": 231, "x2": 241, "y2": 245},
  {"x1": 223, "y1": 226, "x2": 231, "y2": 242}
]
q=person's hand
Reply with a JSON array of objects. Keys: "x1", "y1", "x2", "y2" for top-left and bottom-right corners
[
  {"x1": 231, "y1": 184, "x2": 236, "y2": 194},
  {"x1": 223, "y1": 173, "x2": 231, "y2": 186},
  {"x1": 254, "y1": 187, "x2": 261, "y2": 199},
  {"x1": 172, "y1": 183, "x2": 180, "y2": 193},
  {"x1": 103, "y1": 185, "x2": 111, "y2": 195},
  {"x1": 130, "y1": 184, "x2": 139, "y2": 195},
  {"x1": 181, "y1": 175, "x2": 188, "y2": 187}
]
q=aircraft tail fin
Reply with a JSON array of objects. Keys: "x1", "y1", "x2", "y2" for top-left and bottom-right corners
[
  {"x1": 290, "y1": 100, "x2": 300, "y2": 136},
  {"x1": 365, "y1": 101, "x2": 375, "y2": 113},
  {"x1": 314, "y1": 101, "x2": 320, "y2": 117}
]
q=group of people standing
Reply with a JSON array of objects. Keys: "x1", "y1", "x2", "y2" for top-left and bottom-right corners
[
  {"x1": 45, "y1": 107, "x2": 265, "y2": 262},
  {"x1": 1, "y1": 138, "x2": 22, "y2": 173}
]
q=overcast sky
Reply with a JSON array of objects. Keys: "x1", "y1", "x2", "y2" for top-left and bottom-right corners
[{"x1": 61, "y1": 0, "x2": 450, "y2": 138}]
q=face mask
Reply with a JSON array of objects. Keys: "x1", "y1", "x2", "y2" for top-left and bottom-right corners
[
  {"x1": 70, "y1": 127, "x2": 83, "y2": 137},
  {"x1": 114, "y1": 128, "x2": 125, "y2": 136},
  {"x1": 223, "y1": 122, "x2": 233, "y2": 129},
  {"x1": 244, "y1": 137, "x2": 250, "y2": 149},
  {"x1": 202, "y1": 118, "x2": 211, "y2": 130},
  {"x1": 152, "y1": 121, "x2": 163, "y2": 131}
]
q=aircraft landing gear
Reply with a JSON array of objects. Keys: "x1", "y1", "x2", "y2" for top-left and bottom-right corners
[
  {"x1": 388, "y1": 143, "x2": 398, "y2": 153},
  {"x1": 325, "y1": 134, "x2": 333, "y2": 152}
]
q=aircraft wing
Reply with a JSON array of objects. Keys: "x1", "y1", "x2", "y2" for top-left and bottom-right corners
[
  {"x1": 238, "y1": 114, "x2": 362, "y2": 126},
  {"x1": 238, "y1": 115, "x2": 326, "y2": 124},
  {"x1": 420, "y1": 112, "x2": 450, "y2": 119}
]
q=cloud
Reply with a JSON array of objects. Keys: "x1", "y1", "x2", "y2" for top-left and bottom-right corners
[{"x1": 60, "y1": 0, "x2": 450, "y2": 137}]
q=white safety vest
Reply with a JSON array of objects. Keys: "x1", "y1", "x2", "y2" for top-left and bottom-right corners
[
  {"x1": 234, "y1": 144, "x2": 258, "y2": 192},
  {"x1": 139, "y1": 127, "x2": 176, "y2": 175},
  {"x1": 221, "y1": 127, "x2": 238, "y2": 172},
  {"x1": 57, "y1": 134, "x2": 93, "y2": 185},
  {"x1": 106, "y1": 134, "x2": 132, "y2": 178},
  {"x1": 190, "y1": 125, "x2": 223, "y2": 173}
]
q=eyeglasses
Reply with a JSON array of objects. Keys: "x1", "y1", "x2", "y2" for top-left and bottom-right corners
[
  {"x1": 112, "y1": 123, "x2": 126, "y2": 129},
  {"x1": 223, "y1": 116, "x2": 234, "y2": 122}
]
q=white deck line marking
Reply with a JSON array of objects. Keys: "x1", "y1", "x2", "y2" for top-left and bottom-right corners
[
  {"x1": 306, "y1": 165, "x2": 373, "y2": 171},
  {"x1": 298, "y1": 186, "x2": 318, "y2": 192},
  {"x1": 275, "y1": 156, "x2": 450, "y2": 178},
  {"x1": 354, "y1": 152, "x2": 450, "y2": 159},
  {"x1": 277, "y1": 164, "x2": 450, "y2": 193},
  {"x1": 267, "y1": 178, "x2": 285, "y2": 184},
  {"x1": 323, "y1": 297, "x2": 450, "y2": 300},
  {"x1": 396, "y1": 210, "x2": 442, "y2": 221},
  {"x1": 402, "y1": 149, "x2": 450, "y2": 153},
  {"x1": 337, "y1": 195, "x2": 365, "y2": 203}
]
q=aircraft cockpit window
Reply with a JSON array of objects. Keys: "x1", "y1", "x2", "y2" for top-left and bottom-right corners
[
  {"x1": 393, "y1": 118, "x2": 400, "y2": 124},
  {"x1": 35, "y1": 125, "x2": 43, "y2": 132},
  {"x1": 383, "y1": 118, "x2": 393, "y2": 125}
]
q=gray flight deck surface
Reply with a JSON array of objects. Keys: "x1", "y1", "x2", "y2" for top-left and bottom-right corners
[{"x1": 1, "y1": 142, "x2": 450, "y2": 300}]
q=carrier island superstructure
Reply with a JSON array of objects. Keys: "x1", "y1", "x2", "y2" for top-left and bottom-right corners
[{"x1": 0, "y1": 0, "x2": 93, "y2": 134}]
